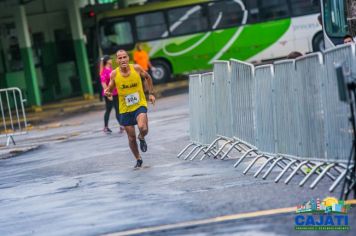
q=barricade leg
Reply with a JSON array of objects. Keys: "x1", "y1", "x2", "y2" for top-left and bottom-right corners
[
  {"x1": 262, "y1": 157, "x2": 289, "y2": 179},
  {"x1": 329, "y1": 168, "x2": 349, "y2": 192},
  {"x1": 213, "y1": 140, "x2": 232, "y2": 158},
  {"x1": 299, "y1": 162, "x2": 327, "y2": 187},
  {"x1": 6, "y1": 135, "x2": 16, "y2": 146},
  {"x1": 177, "y1": 143, "x2": 196, "y2": 158},
  {"x1": 183, "y1": 145, "x2": 201, "y2": 160},
  {"x1": 242, "y1": 154, "x2": 266, "y2": 174},
  {"x1": 200, "y1": 137, "x2": 224, "y2": 159},
  {"x1": 274, "y1": 160, "x2": 299, "y2": 183},
  {"x1": 317, "y1": 165, "x2": 337, "y2": 181},
  {"x1": 190, "y1": 146, "x2": 207, "y2": 161},
  {"x1": 254, "y1": 156, "x2": 278, "y2": 177},
  {"x1": 309, "y1": 163, "x2": 336, "y2": 189},
  {"x1": 233, "y1": 148, "x2": 258, "y2": 168},
  {"x1": 201, "y1": 147, "x2": 219, "y2": 160},
  {"x1": 284, "y1": 161, "x2": 310, "y2": 184},
  {"x1": 220, "y1": 141, "x2": 242, "y2": 160}
]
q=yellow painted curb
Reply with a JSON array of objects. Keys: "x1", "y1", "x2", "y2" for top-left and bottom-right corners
[
  {"x1": 83, "y1": 94, "x2": 95, "y2": 100},
  {"x1": 31, "y1": 106, "x2": 42, "y2": 112},
  {"x1": 104, "y1": 199, "x2": 356, "y2": 236}
]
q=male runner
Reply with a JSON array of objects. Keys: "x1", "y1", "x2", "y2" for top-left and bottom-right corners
[{"x1": 105, "y1": 50, "x2": 155, "y2": 168}]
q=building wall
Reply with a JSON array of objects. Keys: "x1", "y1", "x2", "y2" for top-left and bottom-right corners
[{"x1": 0, "y1": 0, "x2": 84, "y2": 102}]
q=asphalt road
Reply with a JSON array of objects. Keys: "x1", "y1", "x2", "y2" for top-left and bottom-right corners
[{"x1": 0, "y1": 93, "x2": 354, "y2": 236}]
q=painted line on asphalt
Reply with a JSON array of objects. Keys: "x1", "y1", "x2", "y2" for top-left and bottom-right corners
[{"x1": 104, "y1": 199, "x2": 356, "y2": 236}]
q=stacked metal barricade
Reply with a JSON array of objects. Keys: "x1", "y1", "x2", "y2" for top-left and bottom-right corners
[
  {"x1": 178, "y1": 44, "x2": 356, "y2": 193},
  {"x1": 0, "y1": 87, "x2": 28, "y2": 146}
]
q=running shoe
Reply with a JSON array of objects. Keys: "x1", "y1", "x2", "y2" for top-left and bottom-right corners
[
  {"x1": 134, "y1": 159, "x2": 143, "y2": 168},
  {"x1": 103, "y1": 127, "x2": 112, "y2": 134},
  {"x1": 138, "y1": 138, "x2": 147, "y2": 152}
]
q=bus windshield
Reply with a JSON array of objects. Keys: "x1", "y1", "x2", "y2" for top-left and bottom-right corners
[{"x1": 323, "y1": 0, "x2": 348, "y2": 37}]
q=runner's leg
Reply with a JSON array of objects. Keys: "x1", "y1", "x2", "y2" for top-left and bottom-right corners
[
  {"x1": 113, "y1": 95, "x2": 124, "y2": 133},
  {"x1": 136, "y1": 112, "x2": 148, "y2": 152},
  {"x1": 124, "y1": 125, "x2": 141, "y2": 160},
  {"x1": 104, "y1": 97, "x2": 113, "y2": 132},
  {"x1": 136, "y1": 113, "x2": 148, "y2": 139}
]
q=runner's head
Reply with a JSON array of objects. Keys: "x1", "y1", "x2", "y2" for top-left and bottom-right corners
[{"x1": 116, "y1": 50, "x2": 130, "y2": 69}]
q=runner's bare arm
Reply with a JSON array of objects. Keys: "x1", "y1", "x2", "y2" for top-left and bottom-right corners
[
  {"x1": 134, "y1": 64, "x2": 155, "y2": 105},
  {"x1": 105, "y1": 70, "x2": 117, "y2": 97}
]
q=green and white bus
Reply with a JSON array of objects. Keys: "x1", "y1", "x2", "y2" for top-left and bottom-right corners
[{"x1": 97, "y1": 0, "x2": 322, "y2": 83}]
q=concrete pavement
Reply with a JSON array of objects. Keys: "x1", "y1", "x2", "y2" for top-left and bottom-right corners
[{"x1": 0, "y1": 93, "x2": 354, "y2": 236}]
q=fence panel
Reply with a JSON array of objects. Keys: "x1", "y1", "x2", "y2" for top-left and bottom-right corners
[
  {"x1": 230, "y1": 59, "x2": 256, "y2": 145},
  {"x1": 295, "y1": 53, "x2": 326, "y2": 159},
  {"x1": 273, "y1": 60, "x2": 301, "y2": 156},
  {"x1": 200, "y1": 72, "x2": 216, "y2": 145},
  {"x1": 189, "y1": 74, "x2": 202, "y2": 144},
  {"x1": 322, "y1": 45, "x2": 354, "y2": 161},
  {"x1": 254, "y1": 65, "x2": 276, "y2": 153},
  {"x1": 213, "y1": 61, "x2": 233, "y2": 137}
]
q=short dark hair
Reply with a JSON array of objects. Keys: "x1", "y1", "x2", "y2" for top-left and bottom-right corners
[
  {"x1": 287, "y1": 51, "x2": 303, "y2": 59},
  {"x1": 116, "y1": 49, "x2": 128, "y2": 56},
  {"x1": 343, "y1": 34, "x2": 354, "y2": 41}
]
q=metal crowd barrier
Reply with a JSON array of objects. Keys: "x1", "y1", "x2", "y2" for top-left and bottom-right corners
[
  {"x1": 323, "y1": 45, "x2": 353, "y2": 161},
  {"x1": 0, "y1": 87, "x2": 28, "y2": 146},
  {"x1": 178, "y1": 44, "x2": 356, "y2": 194}
]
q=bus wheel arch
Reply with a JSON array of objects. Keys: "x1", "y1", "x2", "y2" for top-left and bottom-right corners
[
  {"x1": 312, "y1": 31, "x2": 325, "y2": 52},
  {"x1": 150, "y1": 58, "x2": 172, "y2": 84}
]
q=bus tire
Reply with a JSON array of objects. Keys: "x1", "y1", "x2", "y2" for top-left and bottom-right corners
[
  {"x1": 151, "y1": 60, "x2": 171, "y2": 84},
  {"x1": 312, "y1": 32, "x2": 325, "y2": 52}
]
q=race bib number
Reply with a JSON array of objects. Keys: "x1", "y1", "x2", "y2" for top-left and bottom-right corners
[{"x1": 125, "y1": 92, "x2": 140, "y2": 106}]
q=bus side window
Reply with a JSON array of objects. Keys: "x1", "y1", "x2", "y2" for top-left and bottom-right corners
[
  {"x1": 245, "y1": 0, "x2": 260, "y2": 24},
  {"x1": 259, "y1": 0, "x2": 289, "y2": 21},
  {"x1": 135, "y1": 12, "x2": 168, "y2": 41},
  {"x1": 289, "y1": 0, "x2": 320, "y2": 16},
  {"x1": 168, "y1": 5, "x2": 208, "y2": 36},
  {"x1": 208, "y1": 0, "x2": 245, "y2": 29}
]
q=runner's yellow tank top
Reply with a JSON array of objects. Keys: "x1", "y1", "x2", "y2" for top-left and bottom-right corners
[{"x1": 114, "y1": 64, "x2": 147, "y2": 114}]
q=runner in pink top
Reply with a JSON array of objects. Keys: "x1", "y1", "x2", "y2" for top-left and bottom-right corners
[{"x1": 100, "y1": 55, "x2": 124, "y2": 134}]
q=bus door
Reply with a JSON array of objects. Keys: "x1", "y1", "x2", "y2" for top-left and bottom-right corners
[{"x1": 322, "y1": 0, "x2": 348, "y2": 48}]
